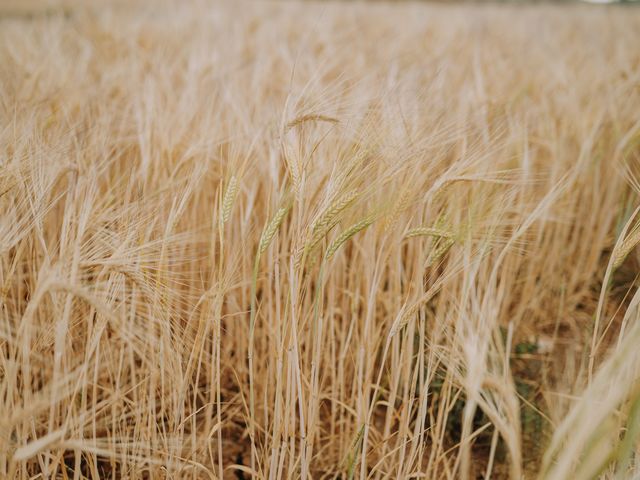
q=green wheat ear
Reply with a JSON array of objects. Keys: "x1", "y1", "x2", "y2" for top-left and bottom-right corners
[
  {"x1": 221, "y1": 175, "x2": 238, "y2": 224},
  {"x1": 259, "y1": 201, "x2": 293, "y2": 255},
  {"x1": 405, "y1": 226, "x2": 454, "y2": 239},
  {"x1": 325, "y1": 216, "x2": 375, "y2": 259},
  {"x1": 427, "y1": 237, "x2": 455, "y2": 266},
  {"x1": 341, "y1": 424, "x2": 365, "y2": 480},
  {"x1": 311, "y1": 189, "x2": 360, "y2": 237},
  {"x1": 295, "y1": 189, "x2": 361, "y2": 267}
]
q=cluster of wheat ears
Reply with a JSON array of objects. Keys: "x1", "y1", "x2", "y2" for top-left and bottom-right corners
[{"x1": 1, "y1": 1, "x2": 640, "y2": 478}]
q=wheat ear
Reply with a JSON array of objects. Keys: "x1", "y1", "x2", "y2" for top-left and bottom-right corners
[
  {"x1": 259, "y1": 202, "x2": 292, "y2": 255},
  {"x1": 325, "y1": 216, "x2": 375, "y2": 259},
  {"x1": 405, "y1": 226, "x2": 454, "y2": 239},
  {"x1": 613, "y1": 225, "x2": 640, "y2": 269},
  {"x1": 221, "y1": 175, "x2": 238, "y2": 224}
]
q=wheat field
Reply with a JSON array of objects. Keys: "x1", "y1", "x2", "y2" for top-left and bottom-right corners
[{"x1": 1, "y1": 1, "x2": 640, "y2": 478}]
